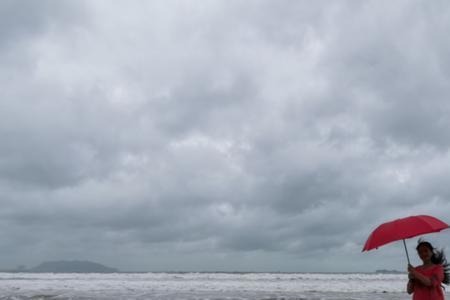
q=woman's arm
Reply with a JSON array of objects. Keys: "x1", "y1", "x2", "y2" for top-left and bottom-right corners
[
  {"x1": 407, "y1": 279, "x2": 414, "y2": 294},
  {"x1": 410, "y1": 271, "x2": 433, "y2": 286},
  {"x1": 408, "y1": 265, "x2": 443, "y2": 287},
  {"x1": 407, "y1": 265, "x2": 415, "y2": 294}
]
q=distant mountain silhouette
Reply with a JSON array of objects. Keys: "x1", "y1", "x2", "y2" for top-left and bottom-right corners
[{"x1": 29, "y1": 260, "x2": 118, "y2": 273}]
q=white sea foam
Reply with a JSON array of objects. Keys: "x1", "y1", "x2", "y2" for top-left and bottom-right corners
[{"x1": 0, "y1": 272, "x2": 443, "y2": 299}]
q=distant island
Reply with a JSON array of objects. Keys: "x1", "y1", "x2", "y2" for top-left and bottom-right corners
[
  {"x1": 1, "y1": 260, "x2": 118, "y2": 273},
  {"x1": 375, "y1": 269, "x2": 405, "y2": 274}
]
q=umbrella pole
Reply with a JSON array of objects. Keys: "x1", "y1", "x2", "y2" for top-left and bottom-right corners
[{"x1": 403, "y1": 239, "x2": 411, "y2": 265}]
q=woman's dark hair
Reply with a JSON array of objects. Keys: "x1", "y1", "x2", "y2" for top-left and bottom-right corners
[{"x1": 416, "y1": 239, "x2": 450, "y2": 285}]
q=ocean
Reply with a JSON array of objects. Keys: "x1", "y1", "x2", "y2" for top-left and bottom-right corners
[{"x1": 0, "y1": 272, "x2": 442, "y2": 300}]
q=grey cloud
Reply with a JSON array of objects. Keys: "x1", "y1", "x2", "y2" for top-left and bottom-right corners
[
  {"x1": 318, "y1": 1, "x2": 450, "y2": 149},
  {"x1": 0, "y1": 1, "x2": 63, "y2": 48},
  {"x1": 1, "y1": 0, "x2": 450, "y2": 272}
]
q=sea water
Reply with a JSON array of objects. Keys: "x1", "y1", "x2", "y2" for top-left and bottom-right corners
[{"x1": 0, "y1": 272, "x2": 444, "y2": 300}]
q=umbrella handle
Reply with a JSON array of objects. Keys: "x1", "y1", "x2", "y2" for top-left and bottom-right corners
[{"x1": 403, "y1": 239, "x2": 411, "y2": 265}]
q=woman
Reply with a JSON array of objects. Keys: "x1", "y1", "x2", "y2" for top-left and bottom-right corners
[{"x1": 407, "y1": 240, "x2": 449, "y2": 300}]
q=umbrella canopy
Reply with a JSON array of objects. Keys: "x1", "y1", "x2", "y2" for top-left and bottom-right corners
[{"x1": 362, "y1": 215, "x2": 449, "y2": 252}]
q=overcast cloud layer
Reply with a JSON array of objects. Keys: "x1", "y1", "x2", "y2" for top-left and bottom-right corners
[{"x1": 1, "y1": 0, "x2": 450, "y2": 272}]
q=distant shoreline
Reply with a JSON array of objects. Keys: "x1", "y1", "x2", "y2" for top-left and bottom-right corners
[
  {"x1": 0, "y1": 260, "x2": 406, "y2": 274},
  {"x1": 375, "y1": 269, "x2": 405, "y2": 274}
]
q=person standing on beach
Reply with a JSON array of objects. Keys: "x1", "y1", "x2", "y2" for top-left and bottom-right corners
[{"x1": 407, "y1": 240, "x2": 449, "y2": 300}]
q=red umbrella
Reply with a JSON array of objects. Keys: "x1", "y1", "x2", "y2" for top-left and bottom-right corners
[{"x1": 362, "y1": 215, "x2": 449, "y2": 264}]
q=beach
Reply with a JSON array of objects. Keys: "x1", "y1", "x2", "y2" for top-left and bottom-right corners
[{"x1": 0, "y1": 272, "x2": 436, "y2": 300}]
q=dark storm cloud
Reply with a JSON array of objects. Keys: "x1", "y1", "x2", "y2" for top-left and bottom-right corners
[
  {"x1": 1, "y1": 0, "x2": 450, "y2": 272},
  {"x1": 317, "y1": 1, "x2": 450, "y2": 149},
  {"x1": 0, "y1": 1, "x2": 83, "y2": 49}
]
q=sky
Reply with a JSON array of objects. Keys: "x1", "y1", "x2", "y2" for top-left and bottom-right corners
[{"x1": 1, "y1": 0, "x2": 450, "y2": 272}]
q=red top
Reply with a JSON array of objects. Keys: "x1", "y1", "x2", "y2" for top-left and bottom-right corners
[{"x1": 412, "y1": 264, "x2": 445, "y2": 300}]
